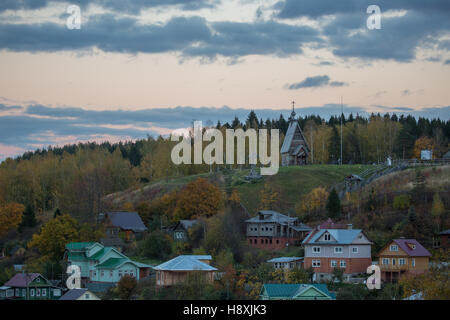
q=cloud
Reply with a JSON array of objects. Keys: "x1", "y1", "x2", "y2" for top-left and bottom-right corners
[
  {"x1": 183, "y1": 20, "x2": 320, "y2": 58},
  {"x1": 0, "y1": 15, "x2": 321, "y2": 59},
  {"x1": 0, "y1": 104, "x2": 23, "y2": 111},
  {"x1": 274, "y1": 0, "x2": 450, "y2": 63},
  {"x1": 275, "y1": 0, "x2": 450, "y2": 19},
  {"x1": 0, "y1": 103, "x2": 448, "y2": 159},
  {"x1": 287, "y1": 75, "x2": 347, "y2": 90},
  {"x1": 0, "y1": 0, "x2": 218, "y2": 14}
]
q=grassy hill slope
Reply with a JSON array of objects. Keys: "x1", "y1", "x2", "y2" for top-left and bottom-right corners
[{"x1": 103, "y1": 164, "x2": 372, "y2": 214}]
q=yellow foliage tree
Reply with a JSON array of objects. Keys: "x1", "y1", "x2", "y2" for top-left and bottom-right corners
[
  {"x1": 259, "y1": 182, "x2": 280, "y2": 211},
  {"x1": 413, "y1": 136, "x2": 435, "y2": 159},
  {"x1": 229, "y1": 189, "x2": 241, "y2": 204},
  {"x1": 28, "y1": 214, "x2": 80, "y2": 262},
  {"x1": 296, "y1": 187, "x2": 329, "y2": 220},
  {"x1": 0, "y1": 202, "x2": 24, "y2": 237},
  {"x1": 175, "y1": 178, "x2": 223, "y2": 220},
  {"x1": 399, "y1": 268, "x2": 450, "y2": 300}
]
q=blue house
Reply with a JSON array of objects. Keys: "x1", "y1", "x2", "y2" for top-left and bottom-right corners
[{"x1": 153, "y1": 255, "x2": 217, "y2": 287}]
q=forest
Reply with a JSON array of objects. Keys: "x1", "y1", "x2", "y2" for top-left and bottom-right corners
[{"x1": 0, "y1": 110, "x2": 449, "y2": 299}]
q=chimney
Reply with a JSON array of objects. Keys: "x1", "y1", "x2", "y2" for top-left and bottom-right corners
[{"x1": 347, "y1": 224, "x2": 353, "y2": 230}]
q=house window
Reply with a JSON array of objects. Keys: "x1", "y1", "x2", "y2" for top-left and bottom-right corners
[
  {"x1": 35, "y1": 278, "x2": 40, "y2": 283},
  {"x1": 101, "y1": 271, "x2": 104, "y2": 277},
  {"x1": 352, "y1": 247, "x2": 358, "y2": 254},
  {"x1": 412, "y1": 259, "x2": 415, "y2": 267},
  {"x1": 36, "y1": 289, "x2": 41, "y2": 297},
  {"x1": 269, "y1": 239, "x2": 272, "y2": 244},
  {"x1": 399, "y1": 258, "x2": 406, "y2": 265},
  {"x1": 334, "y1": 247, "x2": 343, "y2": 254},
  {"x1": 390, "y1": 245, "x2": 398, "y2": 252},
  {"x1": 22, "y1": 289, "x2": 26, "y2": 297},
  {"x1": 324, "y1": 233, "x2": 331, "y2": 241},
  {"x1": 53, "y1": 289, "x2": 61, "y2": 297},
  {"x1": 110, "y1": 271, "x2": 113, "y2": 277},
  {"x1": 119, "y1": 271, "x2": 122, "y2": 277},
  {"x1": 312, "y1": 260, "x2": 321, "y2": 268},
  {"x1": 382, "y1": 258, "x2": 389, "y2": 265},
  {"x1": 392, "y1": 258, "x2": 396, "y2": 265},
  {"x1": 433, "y1": 237, "x2": 441, "y2": 248},
  {"x1": 340, "y1": 260, "x2": 346, "y2": 268},
  {"x1": 276, "y1": 240, "x2": 279, "y2": 244},
  {"x1": 15, "y1": 288, "x2": 20, "y2": 296},
  {"x1": 312, "y1": 246, "x2": 321, "y2": 253},
  {"x1": 331, "y1": 260, "x2": 337, "y2": 267},
  {"x1": 85, "y1": 294, "x2": 90, "y2": 299},
  {"x1": 261, "y1": 239, "x2": 264, "y2": 244},
  {"x1": 42, "y1": 288, "x2": 46, "y2": 297}
]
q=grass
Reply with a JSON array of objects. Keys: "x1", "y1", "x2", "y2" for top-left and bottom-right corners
[
  {"x1": 235, "y1": 164, "x2": 371, "y2": 214},
  {"x1": 104, "y1": 164, "x2": 372, "y2": 213}
]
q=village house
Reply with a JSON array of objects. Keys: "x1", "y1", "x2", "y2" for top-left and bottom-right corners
[
  {"x1": 302, "y1": 225, "x2": 372, "y2": 281},
  {"x1": 267, "y1": 257, "x2": 304, "y2": 270},
  {"x1": 64, "y1": 242, "x2": 151, "y2": 288},
  {"x1": 378, "y1": 238, "x2": 431, "y2": 283},
  {"x1": 0, "y1": 273, "x2": 63, "y2": 300},
  {"x1": 153, "y1": 255, "x2": 217, "y2": 288},
  {"x1": 280, "y1": 103, "x2": 310, "y2": 166},
  {"x1": 246, "y1": 210, "x2": 312, "y2": 250},
  {"x1": 433, "y1": 229, "x2": 450, "y2": 249},
  {"x1": 59, "y1": 288, "x2": 100, "y2": 300},
  {"x1": 260, "y1": 283, "x2": 335, "y2": 300},
  {"x1": 98, "y1": 211, "x2": 147, "y2": 241},
  {"x1": 167, "y1": 219, "x2": 205, "y2": 242}
]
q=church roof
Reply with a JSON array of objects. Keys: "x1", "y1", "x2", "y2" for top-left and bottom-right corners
[{"x1": 280, "y1": 118, "x2": 310, "y2": 155}]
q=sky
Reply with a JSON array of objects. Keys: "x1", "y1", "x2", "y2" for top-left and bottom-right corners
[{"x1": 0, "y1": 0, "x2": 449, "y2": 159}]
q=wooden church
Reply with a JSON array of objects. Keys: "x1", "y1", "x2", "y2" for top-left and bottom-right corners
[{"x1": 281, "y1": 102, "x2": 310, "y2": 166}]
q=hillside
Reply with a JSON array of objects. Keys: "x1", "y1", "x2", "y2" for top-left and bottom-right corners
[{"x1": 103, "y1": 164, "x2": 372, "y2": 214}]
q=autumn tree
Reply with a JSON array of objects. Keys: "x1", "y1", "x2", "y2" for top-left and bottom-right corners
[
  {"x1": 296, "y1": 187, "x2": 329, "y2": 221},
  {"x1": 174, "y1": 178, "x2": 223, "y2": 221},
  {"x1": 413, "y1": 136, "x2": 435, "y2": 159},
  {"x1": 431, "y1": 192, "x2": 445, "y2": 232},
  {"x1": 28, "y1": 214, "x2": 80, "y2": 262},
  {"x1": 0, "y1": 202, "x2": 24, "y2": 237},
  {"x1": 259, "y1": 182, "x2": 280, "y2": 211},
  {"x1": 117, "y1": 274, "x2": 137, "y2": 300},
  {"x1": 399, "y1": 268, "x2": 450, "y2": 300}
]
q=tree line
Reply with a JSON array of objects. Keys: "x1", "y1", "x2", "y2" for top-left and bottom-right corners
[{"x1": 0, "y1": 111, "x2": 448, "y2": 219}]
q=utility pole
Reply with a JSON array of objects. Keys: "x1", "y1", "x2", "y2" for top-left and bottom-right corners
[{"x1": 340, "y1": 96, "x2": 343, "y2": 165}]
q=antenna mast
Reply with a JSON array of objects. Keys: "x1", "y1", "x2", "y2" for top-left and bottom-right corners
[{"x1": 340, "y1": 96, "x2": 343, "y2": 165}]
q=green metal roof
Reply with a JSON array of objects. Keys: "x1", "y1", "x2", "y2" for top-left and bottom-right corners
[
  {"x1": 66, "y1": 242, "x2": 96, "y2": 251},
  {"x1": 67, "y1": 252, "x2": 86, "y2": 260},
  {"x1": 96, "y1": 258, "x2": 129, "y2": 269},
  {"x1": 261, "y1": 283, "x2": 335, "y2": 300},
  {"x1": 262, "y1": 284, "x2": 301, "y2": 298},
  {"x1": 88, "y1": 248, "x2": 109, "y2": 261}
]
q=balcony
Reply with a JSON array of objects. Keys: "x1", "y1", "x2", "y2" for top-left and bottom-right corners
[{"x1": 380, "y1": 264, "x2": 409, "y2": 271}]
